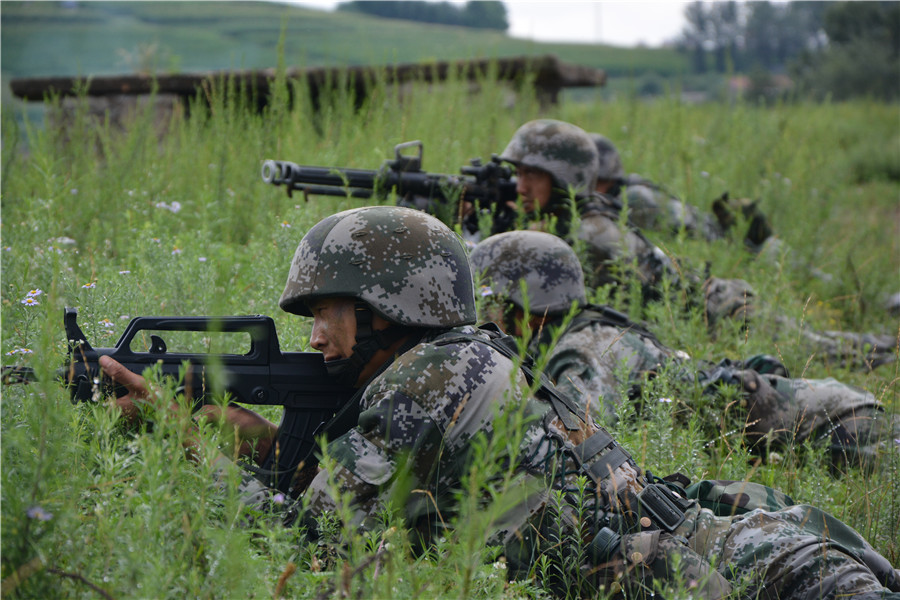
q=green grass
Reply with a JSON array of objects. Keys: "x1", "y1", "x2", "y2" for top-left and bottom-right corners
[
  {"x1": 1, "y1": 73, "x2": 898, "y2": 598},
  {"x1": 1, "y1": 1, "x2": 687, "y2": 79}
]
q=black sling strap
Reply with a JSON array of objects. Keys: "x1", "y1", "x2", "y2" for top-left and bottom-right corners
[{"x1": 433, "y1": 323, "x2": 585, "y2": 431}]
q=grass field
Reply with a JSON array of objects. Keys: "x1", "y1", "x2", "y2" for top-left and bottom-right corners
[
  {"x1": 1, "y1": 1, "x2": 687, "y2": 79},
  {"x1": 1, "y1": 72, "x2": 898, "y2": 598}
]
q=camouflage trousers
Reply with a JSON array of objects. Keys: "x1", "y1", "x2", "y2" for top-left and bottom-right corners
[
  {"x1": 508, "y1": 496, "x2": 899, "y2": 599},
  {"x1": 729, "y1": 371, "x2": 900, "y2": 467},
  {"x1": 703, "y1": 277, "x2": 898, "y2": 371},
  {"x1": 612, "y1": 502, "x2": 900, "y2": 599}
]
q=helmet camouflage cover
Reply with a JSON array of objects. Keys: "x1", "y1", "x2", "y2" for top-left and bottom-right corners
[
  {"x1": 280, "y1": 206, "x2": 476, "y2": 327},
  {"x1": 500, "y1": 119, "x2": 600, "y2": 194},
  {"x1": 589, "y1": 133, "x2": 625, "y2": 181},
  {"x1": 470, "y1": 230, "x2": 586, "y2": 316}
]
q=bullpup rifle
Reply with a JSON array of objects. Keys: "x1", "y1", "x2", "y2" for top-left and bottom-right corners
[
  {"x1": 261, "y1": 140, "x2": 519, "y2": 236},
  {"x1": 2, "y1": 308, "x2": 356, "y2": 495}
]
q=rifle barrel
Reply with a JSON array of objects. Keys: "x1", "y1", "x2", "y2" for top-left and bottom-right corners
[{"x1": 1, "y1": 365, "x2": 38, "y2": 384}]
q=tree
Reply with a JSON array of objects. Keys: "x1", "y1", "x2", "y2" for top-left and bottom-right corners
[
  {"x1": 679, "y1": 2, "x2": 710, "y2": 73},
  {"x1": 462, "y1": 1, "x2": 508, "y2": 31},
  {"x1": 677, "y1": 1, "x2": 829, "y2": 74},
  {"x1": 708, "y1": 2, "x2": 741, "y2": 72},
  {"x1": 791, "y1": 2, "x2": 900, "y2": 101},
  {"x1": 336, "y1": 1, "x2": 508, "y2": 32}
]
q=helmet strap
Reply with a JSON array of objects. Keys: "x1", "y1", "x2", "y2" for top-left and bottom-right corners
[{"x1": 324, "y1": 303, "x2": 410, "y2": 382}]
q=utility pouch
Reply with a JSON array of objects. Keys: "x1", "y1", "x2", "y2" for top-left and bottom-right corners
[{"x1": 638, "y1": 484, "x2": 687, "y2": 532}]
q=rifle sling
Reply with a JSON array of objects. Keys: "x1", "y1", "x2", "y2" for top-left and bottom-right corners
[{"x1": 434, "y1": 324, "x2": 585, "y2": 431}]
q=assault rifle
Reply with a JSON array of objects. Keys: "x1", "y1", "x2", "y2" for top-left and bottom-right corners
[
  {"x1": 2, "y1": 308, "x2": 356, "y2": 496},
  {"x1": 261, "y1": 140, "x2": 519, "y2": 236}
]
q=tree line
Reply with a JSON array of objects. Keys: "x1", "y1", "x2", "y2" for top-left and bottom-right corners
[
  {"x1": 677, "y1": 1, "x2": 899, "y2": 101},
  {"x1": 336, "y1": 1, "x2": 508, "y2": 32}
]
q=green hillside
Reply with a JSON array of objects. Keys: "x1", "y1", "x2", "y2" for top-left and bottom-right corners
[{"x1": 1, "y1": 0, "x2": 687, "y2": 80}]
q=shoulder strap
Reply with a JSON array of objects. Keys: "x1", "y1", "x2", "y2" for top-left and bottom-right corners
[
  {"x1": 434, "y1": 324, "x2": 585, "y2": 431},
  {"x1": 537, "y1": 305, "x2": 667, "y2": 357}
]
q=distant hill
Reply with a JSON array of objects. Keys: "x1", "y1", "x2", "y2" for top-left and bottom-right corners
[{"x1": 1, "y1": 0, "x2": 687, "y2": 81}]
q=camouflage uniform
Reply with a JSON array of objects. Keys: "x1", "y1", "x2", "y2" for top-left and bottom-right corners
[
  {"x1": 498, "y1": 119, "x2": 676, "y2": 292},
  {"x1": 230, "y1": 207, "x2": 898, "y2": 599},
  {"x1": 299, "y1": 323, "x2": 526, "y2": 537},
  {"x1": 273, "y1": 206, "x2": 533, "y2": 539},
  {"x1": 591, "y1": 133, "x2": 726, "y2": 242},
  {"x1": 495, "y1": 372, "x2": 900, "y2": 599},
  {"x1": 500, "y1": 120, "x2": 898, "y2": 371},
  {"x1": 470, "y1": 230, "x2": 899, "y2": 466}
]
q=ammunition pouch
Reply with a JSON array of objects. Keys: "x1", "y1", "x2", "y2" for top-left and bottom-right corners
[{"x1": 570, "y1": 428, "x2": 691, "y2": 536}]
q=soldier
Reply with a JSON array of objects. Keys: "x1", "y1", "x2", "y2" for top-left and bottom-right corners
[
  {"x1": 498, "y1": 119, "x2": 898, "y2": 371},
  {"x1": 498, "y1": 118, "x2": 675, "y2": 300},
  {"x1": 97, "y1": 206, "x2": 899, "y2": 599},
  {"x1": 100, "y1": 205, "x2": 530, "y2": 539},
  {"x1": 590, "y1": 133, "x2": 772, "y2": 246},
  {"x1": 469, "y1": 229, "x2": 899, "y2": 468},
  {"x1": 590, "y1": 131, "x2": 844, "y2": 287}
]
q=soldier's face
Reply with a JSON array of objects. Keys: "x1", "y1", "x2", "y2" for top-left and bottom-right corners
[
  {"x1": 308, "y1": 297, "x2": 358, "y2": 362},
  {"x1": 483, "y1": 300, "x2": 542, "y2": 339},
  {"x1": 515, "y1": 166, "x2": 553, "y2": 213}
]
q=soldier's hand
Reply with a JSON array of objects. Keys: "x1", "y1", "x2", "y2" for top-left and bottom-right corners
[{"x1": 99, "y1": 355, "x2": 151, "y2": 423}]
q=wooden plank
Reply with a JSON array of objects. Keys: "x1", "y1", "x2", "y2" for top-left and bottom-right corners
[{"x1": 10, "y1": 54, "x2": 605, "y2": 101}]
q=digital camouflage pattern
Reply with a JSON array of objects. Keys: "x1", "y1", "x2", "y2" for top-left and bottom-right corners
[
  {"x1": 499, "y1": 394, "x2": 900, "y2": 599},
  {"x1": 279, "y1": 206, "x2": 475, "y2": 328},
  {"x1": 469, "y1": 230, "x2": 585, "y2": 316},
  {"x1": 500, "y1": 119, "x2": 599, "y2": 195},
  {"x1": 551, "y1": 315, "x2": 898, "y2": 461},
  {"x1": 471, "y1": 231, "x2": 898, "y2": 464},
  {"x1": 574, "y1": 198, "x2": 677, "y2": 290},
  {"x1": 621, "y1": 176, "x2": 725, "y2": 240},
  {"x1": 302, "y1": 324, "x2": 528, "y2": 538},
  {"x1": 684, "y1": 478, "x2": 796, "y2": 515},
  {"x1": 589, "y1": 132, "x2": 723, "y2": 240},
  {"x1": 466, "y1": 231, "x2": 900, "y2": 596},
  {"x1": 534, "y1": 313, "x2": 677, "y2": 424},
  {"x1": 497, "y1": 120, "x2": 679, "y2": 291},
  {"x1": 237, "y1": 209, "x2": 898, "y2": 598},
  {"x1": 704, "y1": 278, "x2": 898, "y2": 370},
  {"x1": 653, "y1": 502, "x2": 900, "y2": 599},
  {"x1": 589, "y1": 134, "x2": 625, "y2": 182},
  {"x1": 501, "y1": 121, "x2": 896, "y2": 371}
]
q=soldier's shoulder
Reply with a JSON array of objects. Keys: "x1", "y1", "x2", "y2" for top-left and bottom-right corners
[{"x1": 376, "y1": 325, "x2": 517, "y2": 388}]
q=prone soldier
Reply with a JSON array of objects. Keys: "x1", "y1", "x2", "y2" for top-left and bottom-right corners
[
  {"x1": 497, "y1": 118, "x2": 898, "y2": 371},
  {"x1": 469, "y1": 229, "x2": 899, "y2": 469},
  {"x1": 98, "y1": 205, "x2": 899, "y2": 598},
  {"x1": 590, "y1": 133, "x2": 769, "y2": 246}
]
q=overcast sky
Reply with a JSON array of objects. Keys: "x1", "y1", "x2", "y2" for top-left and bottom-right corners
[{"x1": 291, "y1": 1, "x2": 690, "y2": 47}]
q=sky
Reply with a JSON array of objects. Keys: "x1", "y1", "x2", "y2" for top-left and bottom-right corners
[{"x1": 291, "y1": 1, "x2": 690, "y2": 47}]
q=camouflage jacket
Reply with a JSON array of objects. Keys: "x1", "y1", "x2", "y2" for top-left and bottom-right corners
[
  {"x1": 302, "y1": 324, "x2": 527, "y2": 539},
  {"x1": 574, "y1": 193, "x2": 677, "y2": 292},
  {"x1": 618, "y1": 174, "x2": 724, "y2": 241},
  {"x1": 528, "y1": 305, "x2": 675, "y2": 424},
  {"x1": 244, "y1": 322, "x2": 899, "y2": 598},
  {"x1": 529, "y1": 307, "x2": 894, "y2": 465}
]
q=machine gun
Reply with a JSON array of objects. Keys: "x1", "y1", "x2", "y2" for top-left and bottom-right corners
[
  {"x1": 261, "y1": 140, "x2": 519, "y2": 236},
  {"x1": 2, "y1": 308, "x2": 357, "y2": 496}
]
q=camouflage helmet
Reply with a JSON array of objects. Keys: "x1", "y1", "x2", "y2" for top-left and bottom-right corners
[
  {"x1": 589, "y1": 133, "x2": 625, "y2": 181},
  {"x1": 470, "y1": 230, "x2": 586, "y2": 316},
  {"x1": 500, "y1": 119, "x2": 599, "y2": 194},
  {"x1": 280, "y1": 206, "x2": 476, "y2": 327}
]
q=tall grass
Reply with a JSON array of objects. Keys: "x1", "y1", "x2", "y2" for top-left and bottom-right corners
[{"x1": 1, "y1": 70, "x2": 898, "y2": 598}]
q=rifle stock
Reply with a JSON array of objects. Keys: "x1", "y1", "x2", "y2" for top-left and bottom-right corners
[{"x1": 2, "y1": 308, "x2": 356, "y2": 496}]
